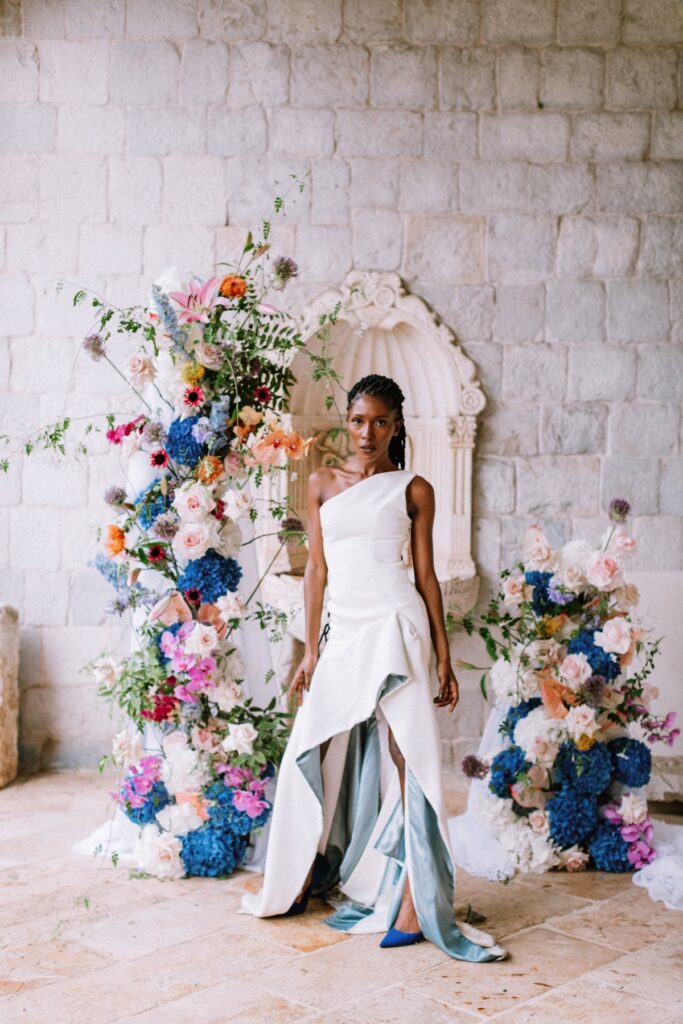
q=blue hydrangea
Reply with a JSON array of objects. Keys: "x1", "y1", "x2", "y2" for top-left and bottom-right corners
[
  {"x1": 166, "y1": 416, "x2": 206, "y2": 467},
  {"x1": 489, "y1": 745, "x2": 529, "y2": 799},
  {"x1": 177, "y1": 550, "x2": 242, "y2": 604},
  {"x1": 205, "y1": 782, "x2": 270, "y2": 835},
  {"x1": 524, "y1": 571, "x2": 554, "y2": 615},
  {"x1": 133, "y1": 481, "x2": 170, "y2": 530},
  {"x1": 547, "y1": 788, "x2": 599, "y2": 847},
  {"x1": 608, "y1": 737, "x2": 652, "y2": 788},
  {"x1": 567, "y1": 630, "x2": 620, "y2": 681},
  {"x1": 588, "y1": 821, "x2": 632, "y2": 872},
  {"x1": 500, "y1": 697, "x2": 542, "y2": 739},
  {"x1": 180, "y1": 824, "x2": 247, "y2": 877},
  {"x1": 554, "y1": 741, "x2": 612, "y2": 796},
  {"x1": 123, "y1": 781, "x2": 170, "y2": 826}
]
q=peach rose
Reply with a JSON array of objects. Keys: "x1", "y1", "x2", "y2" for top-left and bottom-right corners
[
  {"x1": 503, "y1": 575, "x2": 531, "y2": 607},
  {"x1": 585, "y1": 551, "x2": 623, "y2": 591}
]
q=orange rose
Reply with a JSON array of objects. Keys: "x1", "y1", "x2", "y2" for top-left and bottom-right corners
[
  {"x1": 219, "y1": 275, "x2": 247, "y2": 299},
  {"x1": 103, "y1": 523, "x2": 126, "y2": 558}
]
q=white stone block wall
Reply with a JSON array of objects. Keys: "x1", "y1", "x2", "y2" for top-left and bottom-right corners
[{"x1": 0, "y1": 0, "x2": 681, "y2": 769}]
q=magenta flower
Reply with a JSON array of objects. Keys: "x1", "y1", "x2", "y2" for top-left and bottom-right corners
[
  {"x1": 233, "y1": 789, "x2": 269, "y2": 819},
  {"x1": 169, "y1": 277, "x2": 225, "y2": 325}
]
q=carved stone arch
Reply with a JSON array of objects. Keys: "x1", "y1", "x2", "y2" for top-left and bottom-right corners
[{"x1": 258, "y1": 272, "x2": 486, "y2": 617}]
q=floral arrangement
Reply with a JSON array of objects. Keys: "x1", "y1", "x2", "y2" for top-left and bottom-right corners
[
  {"x1": 75, "y1": 208, "x2": 337, "y2": 879},
  {"x1": 461, "y1": 499, "x2": 678, "y2": 876}
]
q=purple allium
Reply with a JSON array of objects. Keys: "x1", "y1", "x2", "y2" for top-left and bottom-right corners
[
  {"x1": 271, "y1": 256, "x2": 299, "y2": 291},
  {"x1": 580, "y1": 674, "x2": 608, "y2": 708},
  {"x1": 609, "y1": 497, "x2": 631, "y2": 523},
  {"x1": 142, "y1": 421, "x2": 167, "y2": 446},
  {"x1": 152, "y1": 512, "x2": 179, "y2": 539},
  {"x1": 461, "y1": 754, "x2": 489, "y2": 780},
  {"x1": 104, "y1": 485, "x2": 127, "y2": 507},
  {"x1": 83, "y1": 334, "x2": 106, "y2": 361},
  {"x1": 547, "y1": 577, "x2": 574, "y2": 606}
]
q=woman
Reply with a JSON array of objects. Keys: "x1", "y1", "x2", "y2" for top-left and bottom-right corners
[{"x1": 241, "y1": 374, "x2": 505, "y2": 961}]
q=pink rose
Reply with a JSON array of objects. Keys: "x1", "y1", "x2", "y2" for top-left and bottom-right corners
[
  {"x1": 171, "y1": 521, "x2": 215, "y2": 564},
  {"x1": 565, "y1": 704, "x2": 599, "y2": 742},
  {"x1": 585, "y1": 551, "x2": 623, "y2": 591},
  {"x1": 528, "y1": 810, "x2": 549, "y2": 833},
  {"x1": 173, "y1": 481, "x2": 215, "y2": 521},
  {"x1": 523, "y1": 525, "x2": 555, "y2": 571},
  {"x1": 559, "y1": 845, "x2": 589, "y2": 872},
  {"x1": 559, "y1": 653, "x2": 593, "y2": 691},
  {"x1": 609, "y1": 526, "x2": 637, "y2": 560},
  {"x1": 594, "y1": 616, "x2": 632, "y2": 655},
  {"x1": 194, "y1": 341, "x2": 222, "y2": 370},
  {"x1": 502, "y1": 575, "x2": 530, "y2": 607}
]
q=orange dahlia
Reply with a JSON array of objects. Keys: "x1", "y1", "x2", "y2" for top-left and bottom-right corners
[
  {"x1": 103, "y1": 523, "x2": 126, "y2": 558},
  {"x1": 219, "y1": 274, "x2": 247, "y2": 299},
  {"x1": 195, "y1": 454, "x2": 224, "y2": 484}
]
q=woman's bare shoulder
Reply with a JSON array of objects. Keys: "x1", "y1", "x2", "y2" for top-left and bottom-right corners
[{"x1": 407, "y1": 473, "x2": 434, "y2": 512}]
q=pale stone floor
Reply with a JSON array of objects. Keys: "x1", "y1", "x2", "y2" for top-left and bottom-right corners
[{"x1": 1, "y1": 772, "x2": 682, "y2": 1024}]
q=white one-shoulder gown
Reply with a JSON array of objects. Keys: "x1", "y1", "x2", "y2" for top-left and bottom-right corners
[{"x1": 241, "y1": 470, "x2": 506, "y2": 961}]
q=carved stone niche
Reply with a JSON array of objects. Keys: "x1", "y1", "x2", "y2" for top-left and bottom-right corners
[{"x1": 258, "y1": 271, "x2": 486, "y2": 636}]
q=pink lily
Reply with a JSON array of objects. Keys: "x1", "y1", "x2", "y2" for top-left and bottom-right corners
[{"x1": 169, "y1": 277, "x2": 225, "y2": 325}]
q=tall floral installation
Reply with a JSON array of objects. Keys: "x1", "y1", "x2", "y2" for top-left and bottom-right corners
[
  {"x1": 8, "y1": 196, "x2": 339, "y2": 880},
  {"x1": 461, "y1": 499, "x2": 678, "y2": 877}
]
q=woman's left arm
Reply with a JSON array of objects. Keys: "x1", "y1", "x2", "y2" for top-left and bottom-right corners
[{"x1": 408, "y1": 476, "x2": 459, "y2": 712}]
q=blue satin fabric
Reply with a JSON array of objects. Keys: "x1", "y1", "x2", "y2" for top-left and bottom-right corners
[{"x1": 295, "y1": 674, "x2": 504, "y2": 962}]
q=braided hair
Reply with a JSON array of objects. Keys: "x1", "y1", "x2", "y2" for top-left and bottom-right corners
[{"x1": 346, "y1": 374, "x2": 407, "y2": 469}]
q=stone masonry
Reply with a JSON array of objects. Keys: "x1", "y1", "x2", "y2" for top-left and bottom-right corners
[{"x1": 0, "y1": 0, "x2": 681, "y2": 769}]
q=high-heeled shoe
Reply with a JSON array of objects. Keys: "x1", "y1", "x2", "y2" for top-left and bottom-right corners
[
  {"x1": 379, "y1": 927, "x2": 425, "y2": 948},
  {"x1": 283, "y1": 854, "x2": 326, "y2": 917}
]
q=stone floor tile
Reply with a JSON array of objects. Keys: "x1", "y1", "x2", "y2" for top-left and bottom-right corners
[
  {"x1": 1, "y1": 931, "x2": 294, "y2": 1024},
  {"x1": 109, "y1": 979, "x2": 311, "y2": 1024},
  {"x1": 297, "y1": 985, "x2": 481, "y2": 1023},
  {"x1": 585, "y1": 933, "x2": 683, "y2": 1009},
  {"x1": 464, "y1": 876, "x2": 590, "y2": 938},
  {"x1": 490, "y1": 977, "x2": 678, "y2": 1024},
  {"x1": 546, "y1": 887, "x2": 683, "y2": 952},
  {"x1": 221, "y1": 898, "x2": 353, "y2": 953},
  {"x1": 0, "y1": 938, "x2": 113, "y2": 989},
  {"x1": 404, "y1": 926, "x2": 621, "y2": 1017},
  {"x1": 515, "y1": 870, "x2": 633, "y2": 903},
  {"x1": 259, "y1": 932, "x2": 448, "y2": 1011}
]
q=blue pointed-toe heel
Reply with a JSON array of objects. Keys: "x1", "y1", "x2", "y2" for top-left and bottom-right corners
[{"x1": 379, "y1": 927, "x2": 425, "y2": 948}]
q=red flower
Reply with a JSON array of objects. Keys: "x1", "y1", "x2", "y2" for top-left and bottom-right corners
[
  {"x1": 141, "y1": 691, "x2": 178, "y2": 723},
  {"x1": 148, "y1": 544, "x2": 166, "y2": 563},
  {"x1": 184, "y1": 587, "x2": 202, "y2": 605},
  {"x1": 253, "y1": 384, "x2": 271, "y2": 405},
  {"x1": 183, "y1": 385, "x2": 205, "y2": 409},
  {"x1": 150, "y1": 449, "x2": 169, "y2": 468},
  {"x1": 211, "y1": 498, "x2": 226, "y2": 520}
]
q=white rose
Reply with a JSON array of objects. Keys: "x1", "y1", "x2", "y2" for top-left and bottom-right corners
[
  {"x1": 557, "y1": 539, "x2": 592, "y2": 592},
  {"x1": 514, "y1": 707, "x2": 567, "y2": 763},
  {"x1": 182, "y1": 622, "x2": 219, "y2": 656},
  {"x1": 222, "y1": 722, "x2": 258, "y2": 756},
  {"x1": 124, "y1": 351, "x2": 156, "y2": 390},
  {"x1": 565, "y1": 704, "x2": 600, "y2": 742},
  {"x1": 172, "y1": 481, "x2": 215, "y2": 521},
  {"x1": 527, "y1": 638, "x2": 564, "y2": 668},
  {"x1": 224, "y1": 648, "x2": 246, "y2": 682},
  {"x1": 559, "y1": 653, "x2": 593, "y2": 691},
  {"x1": 212, "y1": 679, "x2": 244, "y2": 713},
  {"x1": 559, "y1": 845, "x2": 590, "y2": 872},
  {"x1": 618, "y1": 792, "x2": 649, "y2": 826},
  {"x1": 160, "y1": 732, "x2": 210, "y2": 795},
  {"x1": 194, "y1": 340, "x2": 222, "y2": 370},
  {"x1": 594, "y1": 616, "x2": 632, "y2": 656},
  {"x1": 92, "y1": 656, "x2": 123, "y2": 688},
  {"x1": 523, "y1": 526, "x2": 555, "y2": 571},
  {"x1": 171, "y1": 520, "x2": 216, "y2": 565},
  {"x1": 153, "y1": 350, "x2": 186, "y2": 405},
  {"x1": 155, "y1": 802, "x2": 204, "y2": 837},
  {"x1": 135, "y1": 825, "x2": 185, "y2": 879},
  {"x1": 214, "y1": 519, "x2": 242, "y2": 559},
  {"x1": 216, "y1": 593, "x2": 246, "y2": 622},
  {"x1": 111, "y1": 729, "x2": 145, "y2": 769},
  {"x1": 528, "y1": 809, "x2": 549, "y2": 834},
  {"x1": 502, "y1": 576, "x2": 530, "y2": 607},
  {"x1": 222, "y1": 488, "x2": 253, "y2": 521}
]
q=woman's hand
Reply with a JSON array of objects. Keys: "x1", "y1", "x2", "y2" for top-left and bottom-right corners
[
  {"x1": 434, "y1": 661, "x2": 460, "y2": 712},
  {"x1": 287, "y1": 651, "x2": 318, "y2": 707}
]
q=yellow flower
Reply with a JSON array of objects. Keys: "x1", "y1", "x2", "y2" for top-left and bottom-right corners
[
  {"x1": 575, "y1": 734, "x2": 596, "y2": 751},
  {"x1": 180, "y1": 362, "x2": 205, "y2": 386}
]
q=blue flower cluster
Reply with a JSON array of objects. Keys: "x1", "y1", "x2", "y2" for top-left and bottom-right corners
[
  {"x1": 547, "y1": 788, "x2": 599, "y2": 847},
  {"x1": 134, "y1": 481, "x2": 170, "y2": 530},
  {"x1": 524, "y1": 571, "x2": 554, "y2": 615},
  {"x1": 500, "y1": 697, "x2": 542, "y2": 739},
  {"x1": 180, "y1": 823, "x2": 247, "y2": 877},
  {"x1": 166, "y1": 416, "x2": 206, "y2": 467},
  {"x1": 608, "y1": 737, "x2": 652, "y2": 788},
  {"x1": 150, "y1": 284, "x2": 185, "y2": 349},
  {"x1": 205, "y1": 782, "x2": 270, "y2": 835},
  {"x1": 554, "y1": 742, "x2": 612, "y2": 796},
  {"x1": 489, "y1": 745, "x2": 529, "y2": 799},
  {"x1": 123, "y1": 781, "x2": 170, "y2": 826},
  {"x1": 567, "y1": 630, "x2": 620, "y2": 681},
  {"x1": 177, "y1": 550, "x2": 242, "y2": 604},
  {"x1": 588, "y1": 821, "x2": 632, "y2": 872}
]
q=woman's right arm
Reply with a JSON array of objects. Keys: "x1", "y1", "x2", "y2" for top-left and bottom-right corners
[{"x1": 287, "y1": 470, "x2": 328, "y2": 705}]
